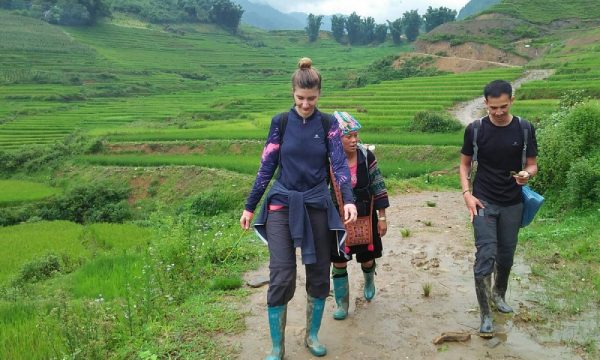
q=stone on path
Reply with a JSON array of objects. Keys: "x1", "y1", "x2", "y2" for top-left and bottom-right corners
[
  {"x1": 246, "y1": 275, "x2": 269, "y2": 288},
  {"x1": 433, "y1": 331, "x2": 472, "y2": 345},
  {"x1": 485, "y1": 337, "x2": 502, "y2": 348}
]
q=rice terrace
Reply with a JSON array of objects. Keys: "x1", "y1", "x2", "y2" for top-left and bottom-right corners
[{"x1": 0, "y1": 0, "x2": 599, "y2": 359}]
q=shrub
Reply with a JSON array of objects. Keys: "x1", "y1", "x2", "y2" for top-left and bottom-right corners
[
  {"x1": 0, "y1": 183, "x2": 130, "y2": 226},
  {"x1": 41, "y1": 0, "x2": 110, "y2": 26},
  {"x1": 0, "y1": 133, "x2": 90, "y2": 174},
  {"x1": 449, "y1": 38, "x2": 465, "y2": 46},
  {"x1": 559, "y1": 89, "x2": 590, "y2": 110},
  {"x1": 38, "y1": 182, "x2": 132, "y2": 224},
  {"x1": 187, "y1": 189, "x2": 240, "y2": 217},
  {"x1": 536, "y1": 101, "x2": 600, "y2": 209},
  {"x1": 409, "y1": 111, "x2": 463, "y2": 133},
  {"x1": 86, "y1": 139, "x2": 104, "y2": 154},
  {"x1": 208, "y1": 275, "x2": 243, "y2": 290},
  {"x1": 13, "y1": 253, "x2": 61, "y2": 284},
  {"x1": 0, "y1": 205, "x2": 32, "y2": 226},
  {"x1": 565, "y1": 155, "x2": 600, "y2": 208},
  {"x1": 45, "y1": 2, "x2": 91, "y2": 26},
  {"x1": 178, "y1": 72, "x2": 208, "y2": 81},
  {"x1": 514, "y1": 25, "x2": 540, "y2": 39},
  {"x1": 343, "y1": 55, "x2": 446, "y2": 89}
]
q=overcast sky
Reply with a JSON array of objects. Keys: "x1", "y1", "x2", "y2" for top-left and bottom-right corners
[{"x1": 250, "y1": 0, "x2": 472, "y2": 22}]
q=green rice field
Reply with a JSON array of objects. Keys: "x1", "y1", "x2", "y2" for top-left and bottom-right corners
[
  {"x1": 0, "y1": 180, "x2": 60, "y2": 207},
  {"x1": 0, "y1": 221, "x2": 151, "y2": 285}
]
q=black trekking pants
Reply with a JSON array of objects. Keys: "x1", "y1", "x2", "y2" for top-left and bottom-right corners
[
  {"x1": 265, "y1": 207, "x2": 331, "y2": 306},
  {"x1": 472, "y1": 200, "x2": 523, "y2": 278}
]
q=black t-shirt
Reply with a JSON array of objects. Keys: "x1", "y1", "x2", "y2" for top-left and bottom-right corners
[{"x1": 461, "y1": 116, "x2": 538, "y2": 206}]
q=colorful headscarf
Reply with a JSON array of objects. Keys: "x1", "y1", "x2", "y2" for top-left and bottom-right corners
[{"x1": 333, "y1": 111, "x2": 362, "y2": 135}]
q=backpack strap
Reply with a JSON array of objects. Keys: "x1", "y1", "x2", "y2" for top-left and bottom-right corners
[
  {"x1": 321, "y1": 113, "x2": 333, "y2": 184},
  {"x1": 321, "y1": 113, "x2": 332, "y2": 137},
  {"x1": 472, "y1": 118, "x2": 482, "y2": 164},
  {"x1": 468, "y1": 117, "x2": 483, "y2": 185},
  {"x1": 279, "y1": 112, "x2": 289, "y2": 144},
  {"x1": 518, "y1": 117, "x2": 530, "y2": 170}
]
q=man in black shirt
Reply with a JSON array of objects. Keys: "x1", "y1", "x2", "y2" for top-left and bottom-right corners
[{"x1": 459, "y1": 80, "x2": 538, "y2": 336}]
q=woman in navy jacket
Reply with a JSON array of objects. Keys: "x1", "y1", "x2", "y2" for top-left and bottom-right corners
[{"x1": 240, "y1": 58, "x2": 357, "y2": 359}]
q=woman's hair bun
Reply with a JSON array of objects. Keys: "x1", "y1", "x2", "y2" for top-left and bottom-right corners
[{"x1": 298, "y1": 57, "x2": 313, "y2": 70}]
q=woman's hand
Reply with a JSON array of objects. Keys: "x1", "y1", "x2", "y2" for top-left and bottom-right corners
[
  {"x1": 377, "y1": 218, "x2": 387, "y2": 237},
  {"x1": 240, "y1": 210, "x2": 254, "y2": 230},
  {"x1": 343, "y1": 204, "x2": 357, "y2": 224}
]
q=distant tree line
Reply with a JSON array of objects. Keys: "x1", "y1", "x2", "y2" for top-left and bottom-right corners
[
  {"x1": 0, "y1": 0, "x2": 244, "y2": 31},
  {"x1": 0, "y1": 0, "x2": 110, "y2": 25},
  {"x1": 306, "y1": 6, "x2": 456, "y2": 44},
  {"x1": 111, "y1": 0, "x2": 243, "y2": 32},
  {"x1": 325, "y1": 12, "x2": 388, "y2": 45}
]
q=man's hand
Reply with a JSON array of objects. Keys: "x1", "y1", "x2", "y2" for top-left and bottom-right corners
[
  {"x1": 464, "y1": 192, "x2": 484, "y2": 222},
  {"x1": 513, "y1": 170, "x2": 530, "y2": 186},
  {"x1": 343, "y1": 204, "x2": 357, "y2": 225},
  {"x1": 240, "y1": 210, "x2": 254, "y2": 230}
]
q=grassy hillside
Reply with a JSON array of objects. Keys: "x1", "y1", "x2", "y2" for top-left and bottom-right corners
[
  {"x1": 419, "y1": 0, "x2": 600, "y2": 124},
  {"x1": 422, "y1": 0, "x2": 600, "y2": 56},
  {"x1": 488, "y1": 0, "x2": 600, "y2": 24},
  {"x1": 0, "y1": 8, "x2": 519, "y2": 179},
  {"x1": 0, "y1": 10, "x2": 409, "y2": 151}
]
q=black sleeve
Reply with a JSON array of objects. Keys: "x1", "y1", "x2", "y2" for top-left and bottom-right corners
[
  {"x1": 366, "y1": 148, "x2": 376, "y2": 165},
  {"x1": 460, "y1": 123, "x2": 474, "y2": 156}
]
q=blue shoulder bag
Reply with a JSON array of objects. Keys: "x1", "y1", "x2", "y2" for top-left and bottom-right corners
[{"x1": 518, "y1": 119, "x2": 544, "y2": 227}]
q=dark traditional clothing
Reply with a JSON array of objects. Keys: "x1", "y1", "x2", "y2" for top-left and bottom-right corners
[{"x1": 332, "y1": 145, "x2": 389, "y2": 263}]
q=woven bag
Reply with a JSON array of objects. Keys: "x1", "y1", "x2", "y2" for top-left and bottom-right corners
[{"x1": 330, "y1": 168, "x2": 374, "y2": 249}]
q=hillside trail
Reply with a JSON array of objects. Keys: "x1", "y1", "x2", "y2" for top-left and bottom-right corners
[
  {"x1": 234, "y1": 191, "x2": 581, "y2": 359},
  {"x1": 410, "y1": 52, "x2": 521, "y2": 68},
  {"x1": 451, "y1": 69, "x2": 555, "y2": 126}
]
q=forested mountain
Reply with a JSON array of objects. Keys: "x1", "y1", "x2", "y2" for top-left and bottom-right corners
[
  {"x1": 457, "y1": 0, "x2": 501, "y2": 20},
  {"x1": 233, "y1": 0, "x2": 302, "y2": 29},
  {"x1": 232, "y1": 0, "x2": 334, "y2": 31}
]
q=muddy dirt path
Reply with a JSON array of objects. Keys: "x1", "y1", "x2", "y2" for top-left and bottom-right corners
[
  {"x1": 410, "y1": 52, "x2": 521, "y2": 68},
  {"x1": 235, "y1": 192, "x2": 581, "y2": 359},
  {"x1": 451, "y1": 69, "x2": 555, "y2": 126}
]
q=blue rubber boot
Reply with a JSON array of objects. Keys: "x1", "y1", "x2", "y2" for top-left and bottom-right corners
[
  {"x1": 305, "y1": 296, "x2": 327, "y2": 357},
  {"x1": 265, "y1": 305, "x2": 286, "y2": 360},
  {"x1": 332, "y1": 271, "x2": 349, "y2": 320},
  {"x1": 362, "y1": 262, "x2": 376, "y2": 301}
]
